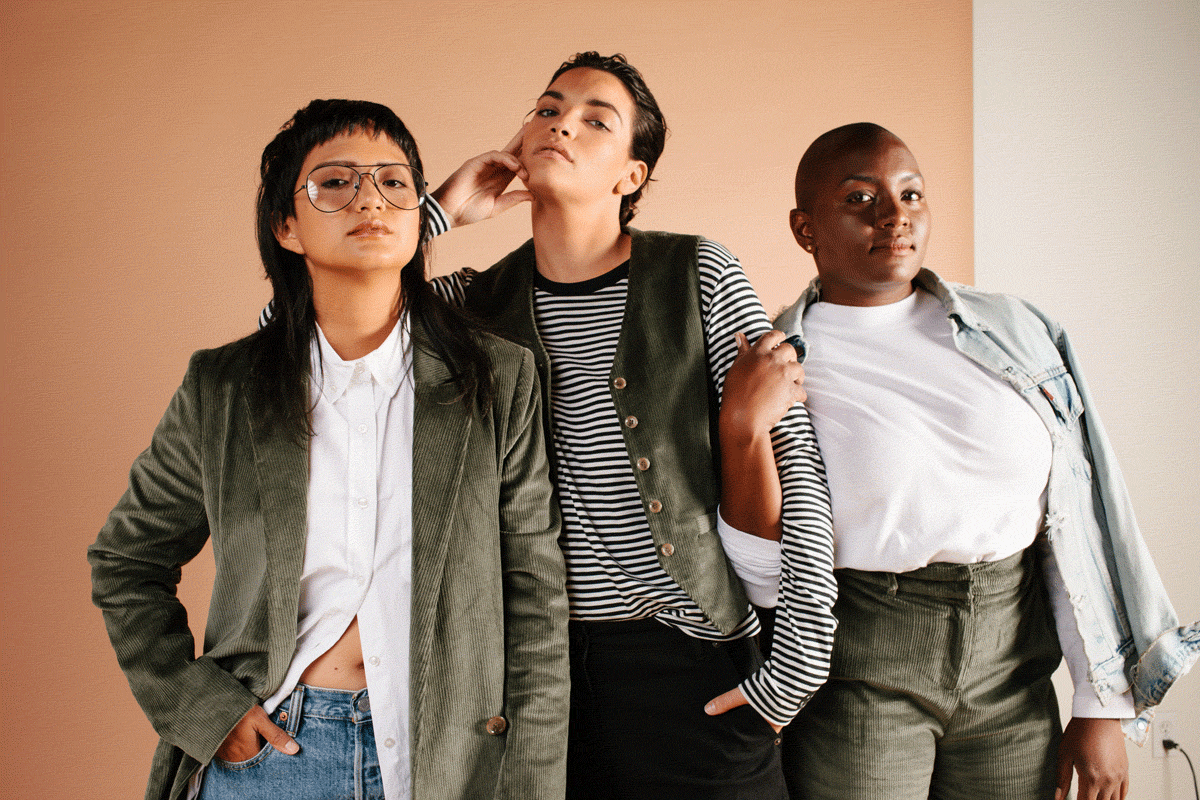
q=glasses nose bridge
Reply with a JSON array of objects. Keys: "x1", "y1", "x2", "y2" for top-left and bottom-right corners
[{"x1": 352, "y1": 166, "x2": 387, "y2": 206}]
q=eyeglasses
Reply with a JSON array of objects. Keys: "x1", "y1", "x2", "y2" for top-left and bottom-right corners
[{"x1": 295, "y1": 163, "x2": 426, "y2": 213}]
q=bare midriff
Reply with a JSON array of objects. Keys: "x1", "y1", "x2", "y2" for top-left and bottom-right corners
[{"x1": 299, "y1": 615, "x2": 368, "y2": 690}]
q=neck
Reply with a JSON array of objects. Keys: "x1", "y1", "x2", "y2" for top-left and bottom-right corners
[
  {"x1": 529, "y1": 197, "x2": 631, "y2": 282},
  {"x1": 310, "y1": 268, "x2": 403, "y2": 360}
]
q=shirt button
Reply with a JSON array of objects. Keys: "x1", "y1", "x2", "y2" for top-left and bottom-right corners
[
  {"x1": 356, "y1": 575, "x2": 366, "y2": 586},
  {"x1": 624, "y1": 415, "x2": 638, "y2": 428},
  {"x1": 486, "y1": 716, "x2": 508, "y2": 735},
  {"x1": 636, "y1": 457, "x2": 650, "y2": 471},
  {"x1": 358, "y1": 423, "x2": 368, "y2": 434},
  {"x1": 358, "y1": 497, "x2": 369, "y2": 508},
  {"x1": 384, "y1": 738, "x2": 395, "y2": 748},
  {"x1": 660, "y1": 542, "x2": 675, "y2": 557},
  {"x1": 648, "y1": 500, "x2": 663, "y2": 513},
  {"x1": 613, "y1": 377, "x2": 627, "y2": 389},
  {"x1": 369, "y1": 656, "x2": 380, "y2": 666}
]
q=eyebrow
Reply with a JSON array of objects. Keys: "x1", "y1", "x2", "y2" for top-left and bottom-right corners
[
  {"x1": 838, "y1": 172, "x2": 922, "y2": 186},
  {"x1": 310, "y1": 160, "x2": 404, "y2": 169},
  {"x1": 538, "y1": 90, "x2": 624, "y2": 123}
]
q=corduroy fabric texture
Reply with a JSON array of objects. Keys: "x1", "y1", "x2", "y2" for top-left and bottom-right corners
[
  {"x1": 782, "y1": 549, "x2": 1061, "y2": 800},
  {"x1": 89, "y1": 324, "x2": 568, "y2": 800}
]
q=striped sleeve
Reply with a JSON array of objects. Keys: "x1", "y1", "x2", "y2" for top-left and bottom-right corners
[{"x1": 697, "y1": 239, "x2": 838, "y2": 727}]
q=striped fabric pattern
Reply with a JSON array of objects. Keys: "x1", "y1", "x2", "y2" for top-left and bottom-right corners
[{"x1": 433, "y1": 238, "x2": 837, "y2": 725}]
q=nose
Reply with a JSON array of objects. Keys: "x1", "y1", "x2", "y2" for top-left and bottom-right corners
[
  {"x1": 875, "y1": 192, "x2": 909, "y2": 229},
  {"x1": 355, "y1": 172, "x2": 387, "y2": 210},
  {"x1": 549, "y1": 116, "x2": 575, "y2": 139}
]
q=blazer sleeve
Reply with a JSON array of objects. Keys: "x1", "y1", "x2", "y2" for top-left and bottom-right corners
[
  {"x1": 87, "y1": 351, "x2": 259, "y2": 763},
  {"x1": 493, "y1": 348, "x2": 570, "y2": 800}
]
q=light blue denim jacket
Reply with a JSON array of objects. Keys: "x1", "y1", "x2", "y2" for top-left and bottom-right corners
[{"x1": 775, "y1": 268, "x2": 1199, "y2": 742}]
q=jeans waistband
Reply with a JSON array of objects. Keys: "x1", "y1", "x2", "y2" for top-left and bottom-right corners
[{"x1": 281, "y1": 684, "x2": 372, "y2": 725}]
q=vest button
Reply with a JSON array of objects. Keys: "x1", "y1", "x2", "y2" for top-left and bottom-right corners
[
  {"x1": 648, "y1": 500, "x2": 663, "y2": 513},
  {"x1": 486, "y1": 716, "x2": 508, "y2": 735},
  {"x1": 624, "y1": 415, "x2": 639, "y2": 428},
  {"x1": 613, "y1": 377, "x2": 627, "y2": 389},
  {"x1": 636, "y1": 457, "x2": 650, "y2": 471},
  {"x1": 660, "y1": 542, "x2": 675, "y2": 556}
]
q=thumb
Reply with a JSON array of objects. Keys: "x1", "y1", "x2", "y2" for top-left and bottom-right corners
[
  {"x1": 254, "y1": 712, "x2": 300, "y2": 755},
  {"x1": 1053, "y1": 751, "x2": 1073, "y2": 800},
  {"x1": 494, "y1": 190, "x2": 533, "y2": 215},
  {"x1": 733, "y1": 331, "x2": 750, "y2": 355},
  {"x1": 705, "y1": 686, "x2": 749, "y2": 717}
]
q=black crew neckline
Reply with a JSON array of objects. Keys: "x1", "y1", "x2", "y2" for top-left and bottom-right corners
[{"x1": 533, "y1": 261, "x2": 630, "y2": 296}]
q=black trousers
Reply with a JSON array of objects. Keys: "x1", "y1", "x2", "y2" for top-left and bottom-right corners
[{"x1": 566, "y1": 617, "x2": 788, "y2": 800}]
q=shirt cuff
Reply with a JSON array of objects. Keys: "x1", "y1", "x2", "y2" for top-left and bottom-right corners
[
  {"x1": 1073, "y1": 687, "x2": 1136, "y2": 719},
  {"x1": 716, "y1": 509, "x2": 782, "y2": 607}
]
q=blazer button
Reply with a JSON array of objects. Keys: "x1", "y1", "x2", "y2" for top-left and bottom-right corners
[
  {"x1": 486, "y1": 716, "x2": 508, "y2": 735},
  {"x1": 613, "y1": 377, "x2": 627, "y2": 389},
  {"x1": 636, "y1": 457, "x2": 650, "y2": 471},
  {"x1": 648, "y1": 500, "x2": 663, "y2": 513},
  {"x1": 661, "y1": 542, "x2": 675, "y2": 556},
  {"x1": 624, "y1": 415, "x2": 639, "y2": 428}
]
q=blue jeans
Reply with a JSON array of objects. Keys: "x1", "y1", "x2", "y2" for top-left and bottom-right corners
[{"x1": 199, "y1": 685, "x2": 384, "y2": 800}]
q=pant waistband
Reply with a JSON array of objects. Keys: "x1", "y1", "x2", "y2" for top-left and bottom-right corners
[
  {"x1": 281, "y1": 684, "x2": 372, "y2": 724},
  {"x1": 836, "y1": 547, "x2": 1034, "y2": 602}
]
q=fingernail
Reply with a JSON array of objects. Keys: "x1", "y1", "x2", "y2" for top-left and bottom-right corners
[
  {"x1": 284, "y1": 740, "x2": 299, "y2": 754},
  {"x1": 704, "y1": 703, "x2": 715, "y2": 715}
]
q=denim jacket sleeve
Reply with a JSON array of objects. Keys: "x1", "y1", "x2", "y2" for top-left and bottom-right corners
[{"x1": 1021, "y1": 300, "x2": 1200, "y2": 740}]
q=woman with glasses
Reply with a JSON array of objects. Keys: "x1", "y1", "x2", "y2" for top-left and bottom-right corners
[{"x1": 88, "y1": 99, "x2": 569, "y2": 800}]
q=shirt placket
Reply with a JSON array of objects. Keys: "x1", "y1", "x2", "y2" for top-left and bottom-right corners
[{"x1": 345, "y1": 362, "x2": 377, "y2": 594}]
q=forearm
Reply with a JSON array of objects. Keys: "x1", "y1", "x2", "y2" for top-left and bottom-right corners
[
  {"x1": 719, "y1": 418, "x2": 783, "y2": 541},
  {"x1": 738, "y1": 404, "x2": 837, "y2": 727}
]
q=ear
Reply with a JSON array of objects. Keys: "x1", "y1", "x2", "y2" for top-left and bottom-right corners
[
  {"x1": 274, "y1": 217, "x2": 306, "y2": 256},
  {"x1": 616, "y1": 160, "x2": 649, "y2": 197},
  {"x1": 790, "y1": 208, "x2": 815, "y2": 254}
]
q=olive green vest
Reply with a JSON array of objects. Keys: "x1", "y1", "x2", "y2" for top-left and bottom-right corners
[{"x1": 463, "y1": 229, "x2": 750, "y2": 634}]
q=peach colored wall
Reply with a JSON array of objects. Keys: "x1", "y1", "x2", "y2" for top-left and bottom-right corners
[{"x1": 0, "y1": 1, "x2": 971, "y2": 796}]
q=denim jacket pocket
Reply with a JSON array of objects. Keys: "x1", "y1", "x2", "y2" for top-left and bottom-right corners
[{"x1": 1034, "y1": 366, "x2": 1084, "y2": 428}]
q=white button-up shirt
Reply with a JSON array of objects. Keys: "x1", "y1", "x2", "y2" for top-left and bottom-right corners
[{"x1": 262, "y1": 319, "x2": 414, "y2": 798}]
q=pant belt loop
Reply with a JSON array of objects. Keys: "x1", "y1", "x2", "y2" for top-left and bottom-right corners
[{"x1": 285, "y1": 684, "x2": 305, "y2": 735}]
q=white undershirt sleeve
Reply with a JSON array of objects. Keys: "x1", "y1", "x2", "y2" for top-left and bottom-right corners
[
  {"x1": 716, "y1": 508, "x2": 782, "y2": 608},
  {"x1": 1042, "y1": 547, "x2": 1136, "y2": 718}
]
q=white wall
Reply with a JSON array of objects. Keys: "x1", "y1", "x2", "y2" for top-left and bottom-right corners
[{"x1": 974, "y1": 1, "x2": 1200, "y2": 797}]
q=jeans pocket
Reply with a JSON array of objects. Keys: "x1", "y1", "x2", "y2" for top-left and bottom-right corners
[{"x1": 210, "y1": 740, "x2": 275, "y2": 771}]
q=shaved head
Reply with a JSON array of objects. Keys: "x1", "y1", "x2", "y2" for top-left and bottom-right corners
[{"x1": 794, "y1": 123, "x2": 905, "y2": 211}]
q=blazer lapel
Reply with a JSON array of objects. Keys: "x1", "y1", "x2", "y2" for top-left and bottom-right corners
[
  {"x1": 244, "y1": 392, "x2": 310, "y2": 686},
  {"x1": 408, "y1": 332, "x2": 473, "y2": 747}
]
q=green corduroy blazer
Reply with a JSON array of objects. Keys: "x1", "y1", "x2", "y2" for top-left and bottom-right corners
[{"x1": 89, "y1": 323, "x2": 569, "y2": 800}]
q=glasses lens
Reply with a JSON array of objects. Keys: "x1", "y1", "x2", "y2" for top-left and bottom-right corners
[
  {"x1": 374, "y1": 164, "x2": 425, "y2": 210},
  {"x1": 304, "y1": 165, "x2": 425, "y2": 212},
  {"x1": 306, "y1": 166, "x2": 360, "y2": 212}
]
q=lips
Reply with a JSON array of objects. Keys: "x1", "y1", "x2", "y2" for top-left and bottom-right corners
[
  {"x1": 348, "y1": 220, "x2": 392, "y2": 236},
  {"x1": 534, "y1": 143, "x2": 573, "y2": 162},
  {"x1": 872, "y1": 238, "x2": 913, "y2": 253}
]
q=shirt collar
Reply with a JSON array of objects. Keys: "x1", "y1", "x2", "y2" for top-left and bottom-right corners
[
  {"x1": 776, "y1": 267, "x2": 986, "y2": 358},
  {"x1": 311, "y1": 317, "x2": 411, "y2": 405}
]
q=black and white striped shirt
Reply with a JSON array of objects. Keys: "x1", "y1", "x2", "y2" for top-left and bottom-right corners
[{"x1": 433, "y1": 233, "x2": 836, "y2": 726}]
